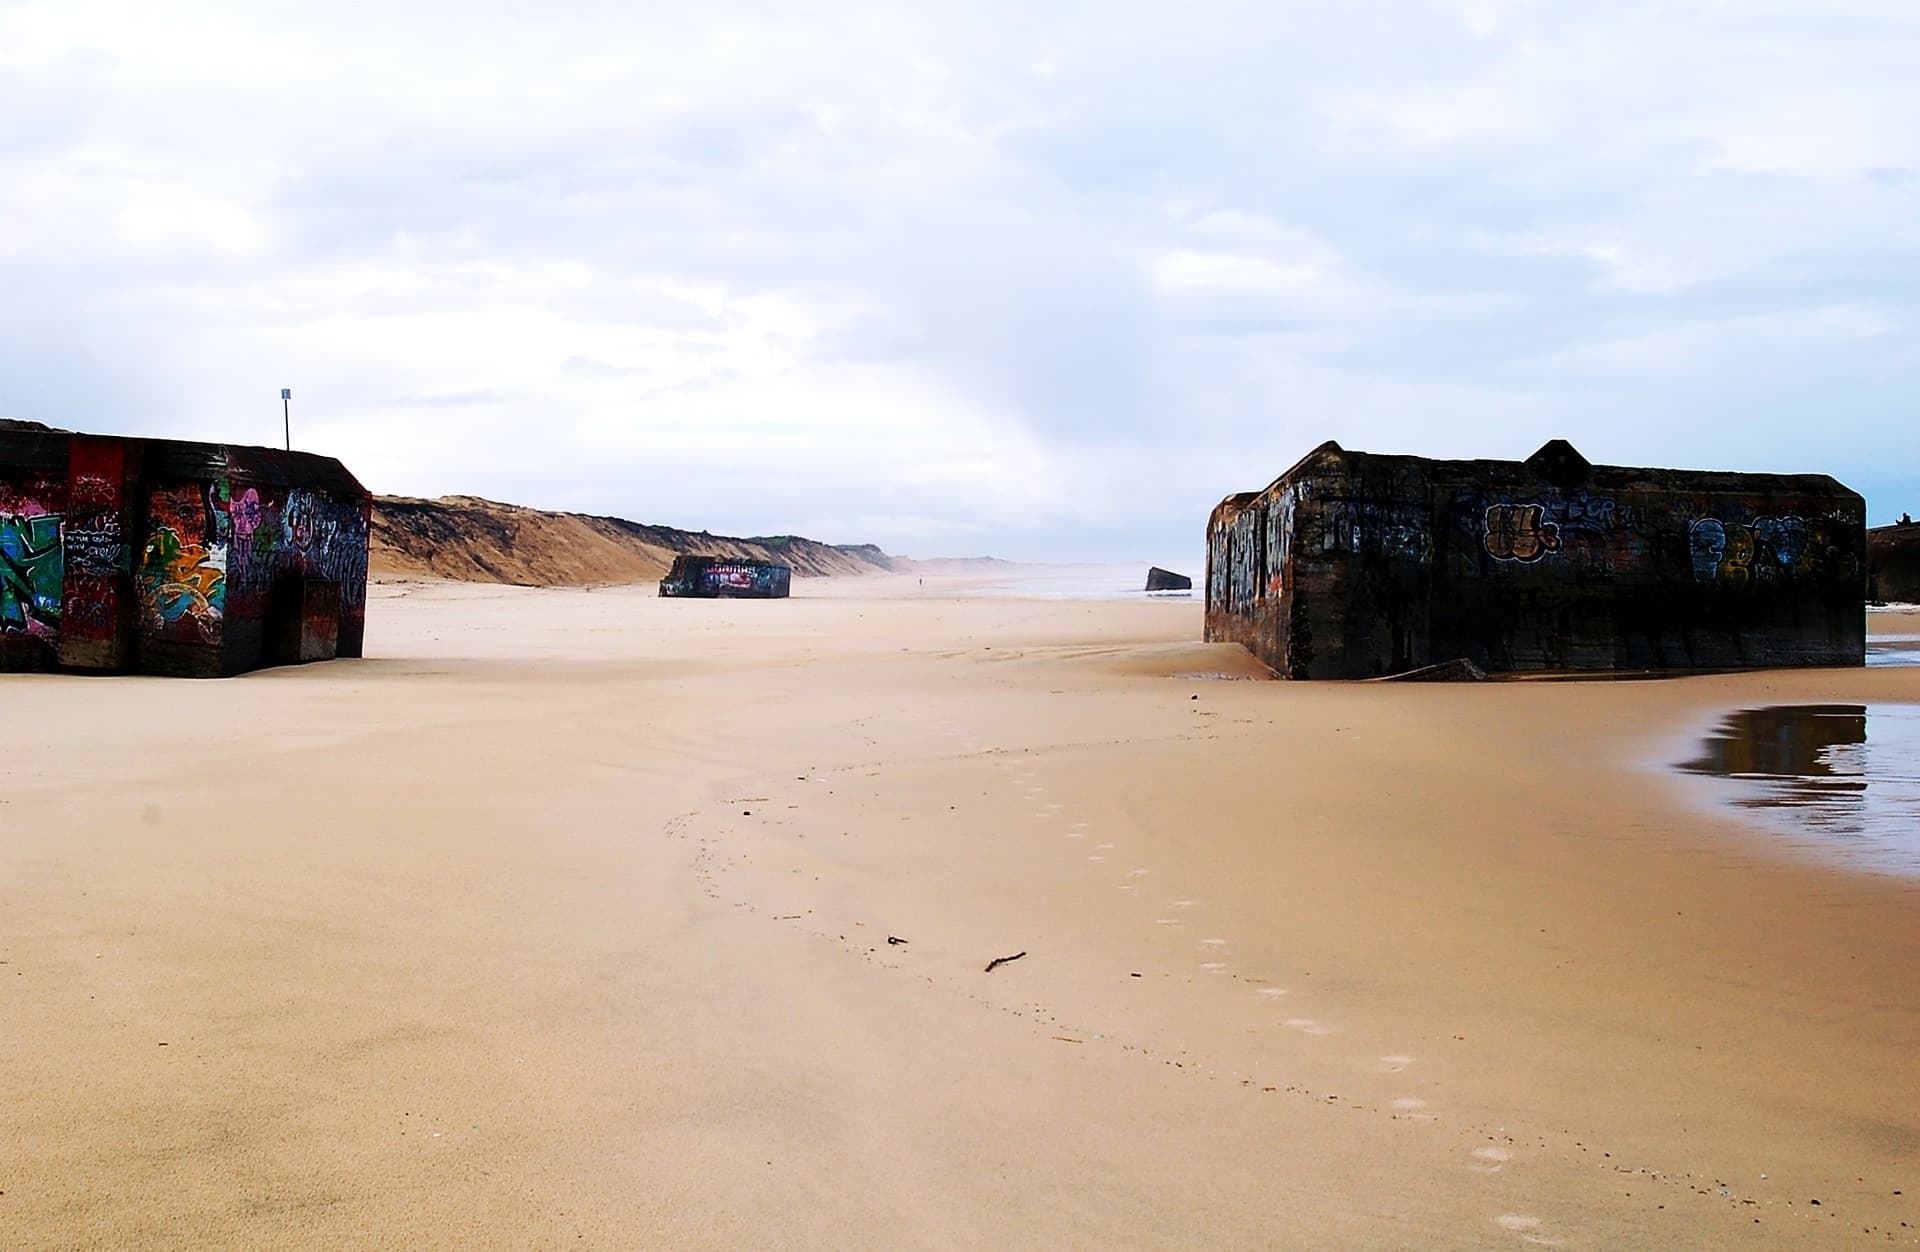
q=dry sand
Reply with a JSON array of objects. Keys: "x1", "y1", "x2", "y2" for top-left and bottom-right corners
[{"x1": 2, "y1": 577, "x2": 1916, "y2": 1249}]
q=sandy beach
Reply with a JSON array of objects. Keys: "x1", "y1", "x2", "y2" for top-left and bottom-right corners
[{"x1": 2, "y1": 578, "x2": 1916, "y2": 1249}]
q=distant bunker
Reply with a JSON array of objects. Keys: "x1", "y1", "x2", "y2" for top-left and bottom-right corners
[
  {"x1": 1868, "y1": 520, "x2": 1920, "y2": 604},
  {"x1": 1206, "y1": 440, "x2": 1864, "y2": 679},
  {"x1": 0, "y1": 423, "x2": 370, "y2": 677},
  {"x1": 659, "y1": 555, "x2": 791, "y2": 599},
  {"x1": 1145, "y1": 566, "x2": 1193, "y2": 592}
]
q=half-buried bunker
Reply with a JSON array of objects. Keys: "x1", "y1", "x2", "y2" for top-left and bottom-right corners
[
  {"x1": 659, "y1": 555, "x2": 792, "y2": 599},
  {"x1": 0, "y1": 422, "x2": 370, "y2": 677},
  {"x1": 1206, "y1": 439, "x2": 1864, "y2": 678}
]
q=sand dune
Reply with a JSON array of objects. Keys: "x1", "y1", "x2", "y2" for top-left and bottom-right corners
[
  {"x1": 370, "y1": 494, "x2": 893, "y2": 585},
  {"x1": 0, "y1": 579, "x2": 1914, "y2": 1249}
]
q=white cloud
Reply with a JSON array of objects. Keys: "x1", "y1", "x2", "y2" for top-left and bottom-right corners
[
  {"x1": 3, "y1": 0, "x2": 1919, "y2": 555},
  {"x1": 1155, "y1": 250, "x2": 1325, "y2": 292}
]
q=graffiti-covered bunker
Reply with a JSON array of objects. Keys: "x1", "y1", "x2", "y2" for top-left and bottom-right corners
[
  {"x1": 659, "y1": 555, "x2": 792, "y2": 599},
  {"x1": 0, "y1": 422, "x2": 371, "y2": 677},
  {"x1": 1206, "y1": 440, "x2": 1864, "y2": 679}
]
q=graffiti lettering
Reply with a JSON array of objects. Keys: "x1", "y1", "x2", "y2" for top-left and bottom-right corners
[
  {"x1": 64, "y1": 510, "x2": 125, "y2": 576},
  {"x1": 283, "y1": 490, "x2": 315, "y2": 552},
  {"x1": 1484, "y1": 503, "x2": 1562, "y2": 563},
  {"x1": 1691, "y1": 516, "x2": 1808, "y2": 586},
  {"x1": 1753, "y1": 516, "x2": 1809, "y2": 568},
  {"x1": 702, "y1": 563, "x2": 784, "y2": 595},
  {"x1": 1560, "y1": 495, "x2": 1616, "y2": 525},
  {"x1": 69, "y1": 472, "x2": 117, "y2": 509}
]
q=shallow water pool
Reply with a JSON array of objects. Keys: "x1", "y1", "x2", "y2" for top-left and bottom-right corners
[
  {"x1": 1867, "y1": 633, "x2": 1920, "y2": 667},
  {"x1": 1677, "y1": 704, "x2": 1920, "y2": 876}
]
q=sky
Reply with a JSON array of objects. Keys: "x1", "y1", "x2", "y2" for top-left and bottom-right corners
[{"x1": 2, "y1": 0, "x2": 1916, "y2": 565}]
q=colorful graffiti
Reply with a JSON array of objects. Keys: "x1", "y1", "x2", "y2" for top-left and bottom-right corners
[
  {"x1": 139, "y1": 526, "x2": 227, "y2": 627},
  {"x1": 1475, "y1": 494, "x2": 1633, "y2": 568},
  {"x1": 0, "y1": 513, "x2": 64, "y2": 635},
  {"x1": 1484, "y1": 503, "x2": 1562, "y2": 563},
  {"x1": 287, "y1": 488, "x2": 369, "y2": 590},
  {"x1": 56, "y1": 440, "x2": 129, "y2": 652},
  {"x1": 702, "y1": 562, "x2": 787, "y2": 596},
  {"x1": 660, "y1": 555, "x2": 791, "y2": 598},
  {"x1": 139, "y1": 484, "x2": 228, "y2": 638},
  {"x1": 1690, "y1": 516, "x2": 1809, "y2": 587},
  {"x1": 231, "y1": 487, "x2": 263, "y2": 543},
  {"x1": 0, "y1": 428, "x2": 370, "y2": 674},
  {"x1": 222, "y1": 483, "x2": 371, "y2": 663}
]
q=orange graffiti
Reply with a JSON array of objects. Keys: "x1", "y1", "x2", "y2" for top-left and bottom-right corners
[{"x1": 1484, "y1": 504, "x2": 1562, "y2": 563}]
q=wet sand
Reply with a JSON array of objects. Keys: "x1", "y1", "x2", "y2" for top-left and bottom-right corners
[{"x1": 2, "y1": 578, "x2": 1915, "y2": 1249}]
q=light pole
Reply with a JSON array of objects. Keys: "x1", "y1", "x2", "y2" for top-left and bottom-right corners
[{"x1": 281, "y1": 388, "x2": 291, "y2": 451}]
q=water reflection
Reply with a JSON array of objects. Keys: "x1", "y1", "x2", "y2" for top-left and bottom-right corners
[
  {"x1": 1680, "y1": 704, "x2": 1920, "y2": 875},
  {"x1": 1867, "y1": 634, "x2": 1920, "y2": 667}
]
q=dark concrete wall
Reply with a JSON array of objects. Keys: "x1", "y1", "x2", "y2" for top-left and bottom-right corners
[
  {"x1": 1868, "y1": 522, "x2": 1920, "y2": 604},
  {"x1": 659, "y1": 555, "x2": 792, "y2": 598},
  {"x1": 0, "y1": 429, "x2": 369, "y2": 677},
  {"x1": 1207, "y1": 441, "x2": 1865, "y2": 678}
]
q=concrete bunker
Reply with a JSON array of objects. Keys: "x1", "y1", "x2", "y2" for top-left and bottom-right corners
[
  {"x1": 0, "y1": 422, "x2": 371, "y2": 677},
  {"x1": 1206, "y1": 440, "x2": 1864, "y2": 679},
  {"x1": 1868, "y1": 518, "x2": 1920, "y2": 604},
  {"x1": 659, "y1": 555, "x2": 792, "y2": 599}
]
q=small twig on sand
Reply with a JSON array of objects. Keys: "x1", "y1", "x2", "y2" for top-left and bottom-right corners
[
  {"x1": 886, "y1": 935, "x2": 908, "y2": 945},
  {"x1": 984, "y1": 951, "x2": 1027, "y2": 973}
]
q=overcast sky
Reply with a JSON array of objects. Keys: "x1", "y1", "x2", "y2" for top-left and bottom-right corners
[{"x1": 3, "y1": 1, "x2": 1916, "y2": 564}]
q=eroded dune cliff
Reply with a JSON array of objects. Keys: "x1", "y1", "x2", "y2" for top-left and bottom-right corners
[{"x1": 371, "y1": 495, "x2": 891, "y2": 586}]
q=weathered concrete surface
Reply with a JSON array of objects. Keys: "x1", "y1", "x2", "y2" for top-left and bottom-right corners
[
  {"x1": 1144, "y1": 566, "x2": 1192, "y2": 592},
  {"x1": 1868, "y1": 519, "x2": 1920, "y2": 603},
  {"x1": 0, "y1": 425, "x2": 369, "y2": 677},
  {"x1": 1207, "y1": 440, "x2": 1865, "y2": 679},
  {"x1": 659, "y1": 555, "x2": 792, "y2": 599}
]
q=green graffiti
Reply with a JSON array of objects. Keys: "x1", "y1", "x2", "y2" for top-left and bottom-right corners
[{"x1": 0, "y1": 513, "x2": 64, "y2": 633}]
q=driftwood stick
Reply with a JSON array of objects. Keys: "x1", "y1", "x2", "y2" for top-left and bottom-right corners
[{"x1": 984, "y1": 951, "x2": 1027, "y2": 973}]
